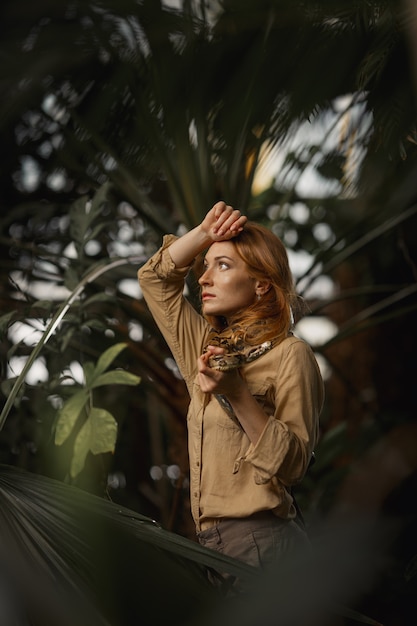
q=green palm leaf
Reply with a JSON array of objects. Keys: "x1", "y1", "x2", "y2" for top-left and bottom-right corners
[
  {"x1": 0, "y1": 464, "x2": 383, "y2": 626},
  {"x1": 0, "y1": 464, "x2": 254, "y2": 626}
]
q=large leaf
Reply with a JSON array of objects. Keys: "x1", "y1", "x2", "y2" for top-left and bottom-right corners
[
  {"x1": 93, "y1": 342, "x2": 129, "y2": 377},
  {"x1": 54, "y1": 389, "x2": 88, "y2": 446},
  {"x1": 0, "y1": 464, "x2": 252, "y2": 626},
  {"x1": 82, "y1": 361, "x2": 96, "y2": 387},
  {"x1": 71, "y1": 407, "x2": 118, "y2": 478},
  {"x1": 88, "y1": 408, "x2": 118, "y2": 456},
  {"x1": 90, "y1": 370, "x2": 141, "y2": 389},
  {"x1": 0, "y1": 465, "x2": 384, "y2": 626}
]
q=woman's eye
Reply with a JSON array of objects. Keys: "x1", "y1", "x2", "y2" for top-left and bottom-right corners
[{"x1": 219, "y1": 261, "x2": 229, "y2": 269}]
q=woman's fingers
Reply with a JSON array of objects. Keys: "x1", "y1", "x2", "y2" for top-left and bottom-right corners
[
  {"x1": 210, "y1": 202, "x2": 247, "y2": 238},
  {"x1": 197, "y1": 349, "x2": 222, "y2": 392},
  {"x1": 214, "y1": 212, "x2": 246, "y2": 238},
  {"x1": 197, "y1": 359, "x2": 217, "y2": 394},
  {"x1": 198, "y1": 349, "x2": 217, "y2": 375},
  {"x1": 212, "y1": 201, "x2": 228, "y2": 220},
  {"x1": 198, "y1": 347, "x2": 241, "y2": 395},
  {"x1": 201, "y1": 201, "x2": 247, "y2": 242},
  {"x1": 212, "y1": 204, "x2": 236, "y2": 229}
]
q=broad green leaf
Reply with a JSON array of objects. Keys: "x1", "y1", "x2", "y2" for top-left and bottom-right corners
[
  {"x1": 70, "y1": 407, "x2": 117, "y2": 477},
  {"x1": 82, "y1": 361, "x2": 95, "y2": 387},
  {"x1": 54, "y1": 389, "x2": 88, "y2": 445},
  {"x1": 93, "y1": 342, "x2": 128, "y2": 377},
  {"x1": 70, "y1": 415, "x2": 91, "y2": 478},
  {"x1": 90, "y1": 370, "x2": 141, "y2": 389},
  {"x1": 89, "y1": 407, "x2": 118, "y2": 456},
  {"x1": 82, "y1": 292, "x2": 117, "y2": 307}
]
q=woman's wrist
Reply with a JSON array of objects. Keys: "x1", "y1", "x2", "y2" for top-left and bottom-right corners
[
  {"x1": 193, "y1": 223, "x2": 213, "y2": 248},
  {"x1": 168, "y1": 224, "x2": 212, "y2": 268}
]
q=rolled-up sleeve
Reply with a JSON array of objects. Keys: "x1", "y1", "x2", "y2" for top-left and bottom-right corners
[
  {"x1": 138, "y1": 235, "x2": 187, "y2": 285},
  {"x1": 243, "y1": 339, "x2": 324, "y2": 486}
]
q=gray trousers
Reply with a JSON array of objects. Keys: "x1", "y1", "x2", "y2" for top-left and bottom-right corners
[{"x1": 197, "y1": 511, "x2": 309, "y2": 571}]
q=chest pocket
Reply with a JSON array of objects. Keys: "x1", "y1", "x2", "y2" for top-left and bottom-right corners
[
  {"x1": 212, "y1": 378, "x2": 274, "y2": 428},
  {"x1": 245, "y1": 379, "x2": 274, "y2": 416}
]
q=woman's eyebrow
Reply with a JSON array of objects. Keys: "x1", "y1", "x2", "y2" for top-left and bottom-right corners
[
  {"x1": 207, "y1": 255, "x2": 234, "y2": 262},
  {"x1": 203, "y1": 254, "x2": 235, "y2": 268}
]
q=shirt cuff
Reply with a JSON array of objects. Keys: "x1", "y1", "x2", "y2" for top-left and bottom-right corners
[
  {"x1": 148, "y1": 234, "x2": 191, "y2": 279},
  {"x1": 243, "y1": 416, "x2": 291, "y2": 484}
]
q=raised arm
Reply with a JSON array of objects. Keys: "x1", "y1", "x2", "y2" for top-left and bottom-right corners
[{"x1": 168, "y1": 201, "x2": 247, "y2": 267}]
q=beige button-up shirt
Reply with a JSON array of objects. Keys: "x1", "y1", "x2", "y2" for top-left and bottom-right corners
[{"x1": 138, "y1": 235, "x2": 324, "y2": 531}]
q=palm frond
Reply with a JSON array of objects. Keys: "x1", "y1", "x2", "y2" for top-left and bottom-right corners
[
  {"x1": 0, "y1": 464, "x2": 254, "y2": 626},
  {"x1": 0, "y1": 464, "x2": 384, "y2": 626}
]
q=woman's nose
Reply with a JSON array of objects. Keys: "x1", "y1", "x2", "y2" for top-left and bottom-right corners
[{"x1": 198, "y1": 268, "x2": 212, "y2": 285}]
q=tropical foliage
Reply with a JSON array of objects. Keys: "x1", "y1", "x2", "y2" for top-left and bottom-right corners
[{"x1": 1, "y1": 0, "x2": 417, "y2": 624}]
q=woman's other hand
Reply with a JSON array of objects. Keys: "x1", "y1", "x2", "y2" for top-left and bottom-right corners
[{"x1": 197, "y1": 345, "x2": 243, "y2": 396}]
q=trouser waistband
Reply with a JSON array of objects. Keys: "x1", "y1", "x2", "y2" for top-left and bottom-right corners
[{"x1": 198, "y1": 510, "x2": 284, "y2": 532}]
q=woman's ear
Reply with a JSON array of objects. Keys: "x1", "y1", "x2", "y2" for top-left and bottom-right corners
[{"x1": 255, "y1": 280, "x2": 271, "y2": 297}]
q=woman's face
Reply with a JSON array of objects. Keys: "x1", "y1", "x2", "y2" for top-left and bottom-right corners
[{"x1": 198, "y1": 241, "x2": 258, "y2": 320}]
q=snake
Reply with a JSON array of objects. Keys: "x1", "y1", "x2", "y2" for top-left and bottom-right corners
[{"x1": 207, "y1": 340, "x2": 274, "y2": 371}]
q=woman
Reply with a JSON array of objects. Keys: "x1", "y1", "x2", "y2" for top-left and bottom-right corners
[{"x1": 138, "y1": 201, "x2": 324, "y2": 571}]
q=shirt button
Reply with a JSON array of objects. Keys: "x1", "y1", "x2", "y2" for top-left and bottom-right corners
[
  {"x1": 193, "y1": 492, "x2": 198, "y2": 498},
  {"x1": 196, "y1": 461, "x2": 200, "y2": 467}
]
